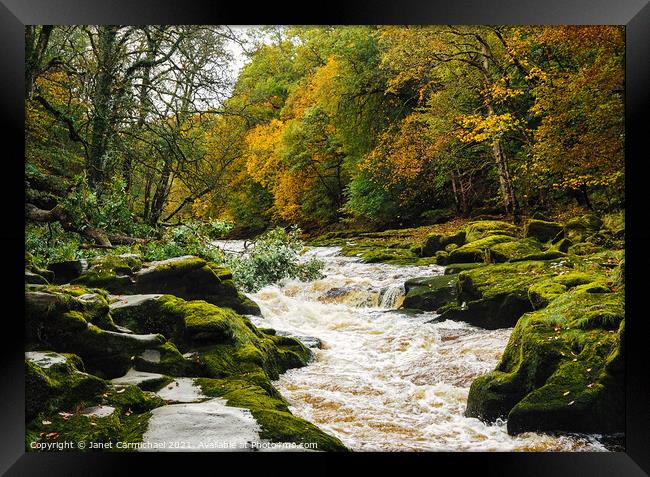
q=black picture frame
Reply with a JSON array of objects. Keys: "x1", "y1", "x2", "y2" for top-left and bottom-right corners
[{"x1": 2, "y1": 1, "x2": 649, "y2": 475}]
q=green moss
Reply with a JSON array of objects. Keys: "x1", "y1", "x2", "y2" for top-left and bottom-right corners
[
  {"x1": 524, "y1": 219, "x2": 564, "y2": 243},
  {"x1": 443, "y1": 263, "x2": 487, "y2": 275},
  {"x1": 25, "y1": 352, "x2": 107, "y2": 421},
  {"x1": 465, "y1": 287, "x2": 624, "y2": 435},
  {"x1": 402, "y1": 275, "x2": 459, "y2": 311},
  {"x1": 464, "y1": 220, "x2": 518, "y2": 243}
]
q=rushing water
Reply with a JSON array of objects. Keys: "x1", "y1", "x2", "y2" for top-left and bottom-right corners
[{"x1": 216, "y1": 242, "x2": 609, "y2": 452}]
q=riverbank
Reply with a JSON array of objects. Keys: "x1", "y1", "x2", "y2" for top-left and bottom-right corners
[{"x1": 24, "y1": 255, "x2": 347, "y2": 452}]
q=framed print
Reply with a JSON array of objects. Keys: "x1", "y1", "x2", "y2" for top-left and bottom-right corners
[{"x1": 2, "y1": 0, "x2": 649, "y2": 475}]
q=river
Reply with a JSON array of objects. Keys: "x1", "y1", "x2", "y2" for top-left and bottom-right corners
[{"x1": 218, "y1": 242, "x2": 609, "y2": 452}]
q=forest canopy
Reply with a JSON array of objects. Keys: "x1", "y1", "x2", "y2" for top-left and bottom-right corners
[{"x1": 26, "y1": 25, "x2": 624, "y2": 244}]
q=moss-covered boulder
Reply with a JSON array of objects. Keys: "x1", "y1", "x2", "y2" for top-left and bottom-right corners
[
  {"x1": 402, "y1": 275, "x2": 459, "y2": 311},
  {"x1": 437, "y1": 260, "x2": 557, "y2": 328},
  {"x1": 443, "y1": 263, "x2": 487, "y2": 275},
  {"x1": 465, "y1": 287, "x2": 624, "y2": 435},
  {"x1": 420, "y1": 231, "x2": 466, "y2": 257},
  {"x1": 110, "y1": 293, "x2": 311, "y2": 381},
  {"x1": 74, "y1": 255, "x2": 260, "y2": 315},
  {"x1": 25, "y1": 351, "x2": 107, "y2": 421},
  {"x1": 524, "y1": 219, "x2": 564, "y2": 243},
  {"x1": 564, "y1": 213, "x2": 603, "y2": 243},
  {"x1": 447, "y1": 235, "x2": 564, "y2": 264},
  {"x1": 25, "y1": 287, "x2": 171, "y2": 378},
  {"x1": 464, "y1": 220, "x2": 518, "y2": 242}
]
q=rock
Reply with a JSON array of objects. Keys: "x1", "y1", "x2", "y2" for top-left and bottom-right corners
[
  {"x1": 275, "y1": 330, "x2": 323, "y2": 349},
  {"x1": 443, "y1": 263, "x2": 486, "y2": 275},
  {"x1": 448, "y1": 235, "x2": 565, "y2": 264},
  {"x1": 555, "y1": 237, "x2": 573, "y2": 253},
  {"x1": 464, "y1": 220, "x2": 518, "y2": 243},
  {"x1": 25, "y1": 351, "x2": 106, "y2": 421},
  {"x1": 25, "y1": 288, "x2": 170, "y2": 378},
  {"x1": 25, "y1": 253, "x2": 55, "y2": 283},
  {"x1": 465, "y1": 287, "x2": 624, "y2": 435},
  {"x1": 25, "y1": 270, "x2": 49, "y2": 284},
  {"x1": 110, "y1": 369, "x2": 167, "y2": 389},
  {"x1": 402, "y1": 275, "x2": 459, "y2": 312},
  {"x1": 436, "y1": 260, "x2": 557, "y2": 329},
  {"x1": 47, "y1": 260, "x2": 87, "y2": 284},
  {"x1": 140, "y1": 398, "x2": 268, "y2": 452},
  {"x1": 74, "y1": 255, "x2": 260, "y2": 316},
  {"x1": 524, "y1": 219, "x2": 564, "y2": 243},
  {"x1": 155, "y1": 378, "x2": 206, "y2": 403},
  {"x1": 420, "y1": 231, "x2": 466, "y2": 257},
  {"x1": 564, "y1": 213, "x2": 603, "y2": 243}
]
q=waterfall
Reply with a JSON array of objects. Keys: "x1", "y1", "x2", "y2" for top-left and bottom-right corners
[{"x1": 379, "y1": 283, "x2": 406, "y2": 309}]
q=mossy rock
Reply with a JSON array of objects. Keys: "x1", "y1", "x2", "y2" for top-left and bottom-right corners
[
  {"x1": 524, "y1": 219, "x2": 564, "y2": 243},
  {"x1": 74, "y1": 255, "x2": 260, "y2": 315},
  {"x1": 443, "y1": 263, "x2": 487, "y2": 275},
  {"x1": 436, "y1": 260, "x2": 561, "y2": 328},
  {"x1": 25, "y1": 288, "x2": 169, "y2": 378},
  {"x1": 420, "y1": 231, "x2": 466, "y2": 257},
  {"x1": 448, "y1": 235, "x2": 564, "y2": 264},
  {"x1": 465, "y1": 288, "x2": 624, "y2": 435},
  {"x1": 564, "y1": 213, "x2": 603, "y2": 243},
  {"x1": 402, "y1": 275, "x2": 459, "y2": 311},
  {"x1": 464, "y1": 220, "x2": 518, "y2": 243},
  {"x1": 25, "y1": 351, "x2": 107, "y2": 421}
]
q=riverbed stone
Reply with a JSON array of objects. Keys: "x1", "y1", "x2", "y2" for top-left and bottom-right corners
[
  {"x1": 73, "y1": 255, "x2": 260, "y2": 315},
  {"x1": 524, "y1": 219, "x2": 564, "y2": 243},
  {"x1": 402, "y1": 275, "x2": 459, "y2": 311},
  {"x1": 465, "y1": 287, "x2": 624, "y2": 435}
]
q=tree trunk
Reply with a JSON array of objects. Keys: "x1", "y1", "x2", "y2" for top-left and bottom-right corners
[{"x1": 88, "y1": 26, "x2": 118, "y2": 191}]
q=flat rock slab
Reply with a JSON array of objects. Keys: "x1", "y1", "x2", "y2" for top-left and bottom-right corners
[
  {"x1": 110, "y1": 368, "x2": 165, "y2": 387},
  {"x1": 140, "y1": 349, "x2": 161, "y2": 363},
  {"x1": 80, "y1": 405, "x2": 115, "y2": 418},
  {"x1": 25, "y1": 351, "x2": 67, "y2": 368},
  {"x1": 156, "y1": 378, "x2": 206, "y2": 403},
  {"x1": 140, "y1": 398, "x2": 265, "y2": 452},
  {"x1": 109, "y1": 294, "x2": 163, "y2": 310}
]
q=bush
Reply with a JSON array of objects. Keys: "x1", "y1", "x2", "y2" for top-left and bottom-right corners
[
  {"x1": 225, "y1": 226, "x2": 324, "y2": 292},
  {"x1": 25, "y1": 223, "x2": 82, "y2": 268},
  {"x1": 138, "y1": 220, "x2": 225, "y2": 263}
]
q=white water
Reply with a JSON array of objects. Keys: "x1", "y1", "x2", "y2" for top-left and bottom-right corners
[{"x1": 217, "y1": 243, "x2": 608, "y2": 452}]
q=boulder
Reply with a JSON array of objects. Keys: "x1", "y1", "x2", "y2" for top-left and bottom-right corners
[
  {"x1": 25, "y1": 351, "x2": 106, "y2": 421},
  {"x1": 524, "y1": 219, "x2": 564, "y2": 243},
  {"x1": 420, "y1": 231, "x2": 466, "y2": 257},
  {"x1": 464, "y1": 220, "x2": 518, "y2": 243},
  {"x1": 564, "y1": 213, "x2": 603, "y2": 243},
  {"x1": 73, "y1": 255, "x2": 260, "y2": 315},
  {"x1": 402, "y1": 275, "x2": 459, "y2": 311},
  {"x1": 25, "y1": 287, "x2": 169, "y2": 378},
  {"x1": 47, "y1": 260, "x2": 87, "y2": 284},
  {"x1": 465, "y1": 287, "x2": 624, "y2": 435},
  {"x1": 448, "y1": 235, "x2": 564, "y2": 264}
]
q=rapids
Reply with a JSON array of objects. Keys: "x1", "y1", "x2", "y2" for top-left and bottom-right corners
[{"x1": 217, "y1": 242, "x2": 609, "y2": 452}]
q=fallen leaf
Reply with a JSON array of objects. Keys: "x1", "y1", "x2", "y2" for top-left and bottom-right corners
[
  {"x1": 587, "y1": 368, "x2": 592, "y2": 372},
  {"x1": 90, "y1": 422, "x2": 97, "y2": 426},
  {"x1": 568, "y1": 401, "x2": 575, "y2": 406},
  {"x1": 42, "y1": 420, "x2": 52, "y2": 425},
  {"x1": 563, "y1": 391, "x2": 571, "y2": 396},
  {"x1": 45, "y1": 432, "x2": 59, "y2": 438},
  {"x1": 116, "y1": 389, "x2": 125, "y2": 394}
]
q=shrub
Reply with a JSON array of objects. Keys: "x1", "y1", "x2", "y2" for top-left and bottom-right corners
[{"x1": 225, "y1": 226, "x2": 324, "y2": 292}]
